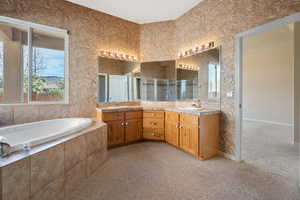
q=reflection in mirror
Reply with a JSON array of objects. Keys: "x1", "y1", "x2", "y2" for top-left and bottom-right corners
[
  {"x1": 176, "y1": 68, "x2": 199, "y2": 100},
  {"x1": 176, "y1": 48, "x2": 220, "y2": 105},
  {"x1": 140, "y1": 61, "x2": 176, "y2": 101},
  {"x1": 98, "y1": 57, "x2": 141, "y2": 102}
]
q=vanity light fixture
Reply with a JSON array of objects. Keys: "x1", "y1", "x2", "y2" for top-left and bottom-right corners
[
  {"x1": 179, "y1": 41, "x2": 215, "y2": 58},
  {"x1": 177, "y1": 64, "x2": 199, "y2": 71},
  {"x1": 100, "y1": 51, "x2": 138, "y2": 62}
]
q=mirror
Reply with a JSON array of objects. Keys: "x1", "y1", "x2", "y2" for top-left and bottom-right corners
[
  {"x1": 97, "y1": 48, "x2": 220, "y2": 105},
  {"x1": 98, "y1": 57, "x2": 141, "y2": 102},
  {"x1": 176, "y1": 48, "x2": 220, "y2": 104},
  {"x1": 140, "y1": 61, "x2": 176, "y2": 101},
  {"x1": 176, "y1": 68, "x2": 199, "y2": 101}
]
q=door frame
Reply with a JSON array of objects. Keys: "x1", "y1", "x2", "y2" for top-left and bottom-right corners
[{"x1": 234, "y1": 12, "x2": 300, "y2": 166}]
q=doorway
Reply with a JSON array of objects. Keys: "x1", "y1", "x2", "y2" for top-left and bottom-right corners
[{"x1": 235, "y1": 12, "x2": 300, "y2": 187}]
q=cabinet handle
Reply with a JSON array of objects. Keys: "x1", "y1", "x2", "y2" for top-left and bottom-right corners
[
  {"x1": 125, "y1": 122, "x2": 128, "y2": 126},
  {"x1": 121, "y1": 122, "x2": 124, "y2": 126}
]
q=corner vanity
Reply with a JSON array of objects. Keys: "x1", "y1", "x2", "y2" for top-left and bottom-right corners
[
  {"x1": 97, "y1": 106, "x2": 220, "y2": 160},
  {"x1": 96, "y1": 45, "x2": 221, "y2": 160}
]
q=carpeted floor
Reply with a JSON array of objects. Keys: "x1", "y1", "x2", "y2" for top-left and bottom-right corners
[
  {"x1": 68, "y1": 141, "x2": 299, "y2": 200},
  {"x1": 242, "y1": 120, "x2": 298, "y2": 183}
]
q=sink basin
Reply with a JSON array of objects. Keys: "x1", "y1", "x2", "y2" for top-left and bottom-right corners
[{"x1": 178, "y1": 107, "x2": 205, "y2": 111}]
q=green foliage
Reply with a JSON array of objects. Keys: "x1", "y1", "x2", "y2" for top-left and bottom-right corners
[
  {"x1": 32, "y1": 75, "x2": 46, "y2": 94},
  {"x1": 24, "y1": 75, "x2": 64, "y2": 96}
]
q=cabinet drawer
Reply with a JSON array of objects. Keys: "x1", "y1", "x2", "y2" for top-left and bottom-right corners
[
  {"x1": 143, "y1": 128, "x2": 164, "y2": 140},
  {"x1": 143, "y1": 111, "x2": 164, "y2": 119},
  {"x1": 180, "y1": 114, "x2": 199, "y2": 127},
  {"x1": 125, "y1": 111, "x2": 143, "y2": 120},
  {"x1": 102, "y1": 112, "x2": 124, "y2": 121},
  {"x1": 165, "y1": 111, "x2": 179, "y2": 121},
  {"x1": 143, "y1": 118, "x2": 164, "y2": 129}
]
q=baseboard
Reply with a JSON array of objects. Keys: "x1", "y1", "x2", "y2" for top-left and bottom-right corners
[
  {"x1": 218, "y1": 151, "x2": 236, "y2": 161},
  {"x1": 243, "y1": 118, "x2": 294, "y2": 127}
]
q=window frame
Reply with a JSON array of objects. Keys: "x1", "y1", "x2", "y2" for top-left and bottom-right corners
[
  {"x1": 0, "y1": 16, "x2": 69, "y2": 106},
  {"x1": 208, "y1": 62, "x2": 220, "y2": 99}
]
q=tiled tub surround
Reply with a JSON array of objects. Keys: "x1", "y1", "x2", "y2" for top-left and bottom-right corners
[
  {"x1": 0, "y1": 118, "x2": 92, "y2": 155},
  {"x1": 0, "y1": 120, "x2": 107, "y2": 200}
]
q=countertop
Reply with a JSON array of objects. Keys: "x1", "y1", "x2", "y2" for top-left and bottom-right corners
[{"x1": 96, "y1": 106, "x2": 220, "y2": 116}]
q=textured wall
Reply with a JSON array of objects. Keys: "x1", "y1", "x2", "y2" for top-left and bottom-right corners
[
  {"x1": 140, "y1": 0, "x2": 300, "y2": 155},
  {"x1": 140, "y1": 20, "x2": 176, "y2": 62},
  {"x1": 1, "y1": 0, "x2": 300, "y2": 156},
  {"x1": 0, "y1": 0, "x2": 140, "y2": 126}
]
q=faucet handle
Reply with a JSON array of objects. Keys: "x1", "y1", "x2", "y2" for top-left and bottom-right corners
[{"x1": 0, "y1": 142, "x2": 10, "y2": 157}]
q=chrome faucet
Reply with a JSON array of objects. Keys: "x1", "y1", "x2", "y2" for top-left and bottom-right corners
[
  {"x1": 192, "y1": 99, "x2": 202, "y2": 108},
  {"x1": 0, "y1": 136, "x2": 10, "y2": 157}
]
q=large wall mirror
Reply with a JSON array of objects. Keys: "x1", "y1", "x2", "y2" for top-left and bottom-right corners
[
  {"x1": 140, "y1": 60, "x2": 176, "y2": 101},
  {"x1": 176, "y1": 48, "x2": 221, "y2": 104},
  {"x1": 98, "y1": 57, "x2": 141, "y2": 102},
  {"x1": 97, "y1": 48, "x2": 221, "y2": 105}
]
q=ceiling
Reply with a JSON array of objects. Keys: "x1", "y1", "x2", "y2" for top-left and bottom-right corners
[{"x1": 66, "y1": 0, "x2": 203, "y2": 24}]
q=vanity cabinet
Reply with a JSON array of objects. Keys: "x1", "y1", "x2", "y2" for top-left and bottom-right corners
[
  {"x1": 143, "y1": 111, "x2": 165, "y2": 141},
  {"x1": 106, "y1": 120, "x2": 125, "y2": 147},
  {"x1": 179, "y1": 114, "x2": 199, "y2": 156},
  {"x1": 102, "y1": 111, "x2": 143, "y2": 148},
  {"x1": 165, "y1": 111, "x2": 220, "y2": 160},
  {"x1": 125, "y1": 119, "x2": 143, "y2": 143},
  {"x1": 165, "y1": 111, "x2": 180, "y2": 147},
  {"x1": 98, "y1": 108, "x2": 220, "y2": 160}
]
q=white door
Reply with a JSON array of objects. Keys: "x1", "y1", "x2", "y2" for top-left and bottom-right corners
[{"x1": 109, "y1": 75, "x2": 128, "y2": 102}]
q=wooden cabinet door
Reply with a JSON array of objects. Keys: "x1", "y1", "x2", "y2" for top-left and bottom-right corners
[
  {"x1": 106, "y1": 120, "x2": 125, "y2": 148},
  {"x1": 165, "y1": 111, "x2": 180, "y2": 147},
  {"x1": 125, "y1": 119, "x2": 142, "y2": 143},
  {"x1": 179, "y1": 114, "x2": 199, "y2": 156}
]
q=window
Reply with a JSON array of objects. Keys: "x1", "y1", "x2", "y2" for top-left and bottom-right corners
[
  {"x1": 208, "y1": 63, "x2": 220, "y2": 99},
  {"x1": 0, "y1": 16, "x2": 68, "y2": 104}
]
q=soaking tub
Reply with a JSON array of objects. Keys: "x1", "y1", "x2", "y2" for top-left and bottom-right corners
[
  {"x1": 0, "y1": 118, "x2": 107, "y2": 199},
  {"x1": 0, "y1": 118, "x2": 92, "y2": 154}
]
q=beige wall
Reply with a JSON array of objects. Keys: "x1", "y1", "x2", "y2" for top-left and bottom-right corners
[
  {"x1": 0, "y1": 0, "x2": 140, "y2": 126},
  {"x1": 243, "y1": 25, "x2": 294, "y2": 125},
  {"x1": 0, "y1": 0, "x2": 300, "y2": 156},
  {"x1": 140, "y1": 0, "x2": 300, "y2": 155},
  {"x1": 140, "y1": 21, "x2": 176, "y2": 62}
]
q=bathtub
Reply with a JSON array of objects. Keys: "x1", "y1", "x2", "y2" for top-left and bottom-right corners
[{"x1": 0, "y1": 118, "x2": 92, "y2": 154}]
